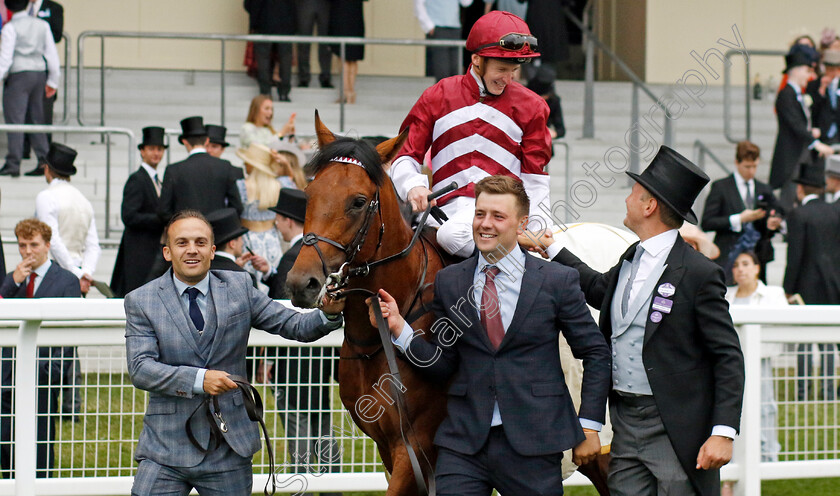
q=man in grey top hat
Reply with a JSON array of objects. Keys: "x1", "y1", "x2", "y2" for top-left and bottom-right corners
[{"x1": 538, "y1": 146, "x2": 745, "y2": 496}]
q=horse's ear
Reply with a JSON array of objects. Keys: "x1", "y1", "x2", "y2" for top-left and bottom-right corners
[
  {"x1": 314, "y1": 110, "x2": 335, "y2": 148},
  {"x1": 376, "y1": 127, "x2": 409, "y2": 165}
]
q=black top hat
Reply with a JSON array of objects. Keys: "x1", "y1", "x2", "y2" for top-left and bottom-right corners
[
  {"x1": 138, "y1": 126, "x2": 168, "y2": 150},
  {"x1": 784, "y1": 44, "x2": 818, "y2": 73},
  {"x1": 527, "y1": 65, "x2": 557, "y2": 96},
  {"x1": 206, "y1": 208, "x2": 249, "y2": 247},
  {"x1": 792, "y1": 160, "x2": 826, "y2": 188},
  {"x1": 626, "y1": 146, "x2": 709, "y2": 224},
  {"x1": 269, "y1": 188, "x2": 306, "y2": 224},
  {"x1": 45, "y1": 143, "x2": 78, "y2": 176},
  {"x1": 178, "y1": 116, "x2": 206, "y2": 142},
  {"x1": 205, "y1": 125, "x2": 230, "y2": 147}
]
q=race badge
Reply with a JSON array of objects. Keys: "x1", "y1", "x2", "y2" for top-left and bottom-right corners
[
  {"x1": 650, "y1": 311, "x2": 663, "y2": 323},
  {"x1": 652, "y1": 296, "x2": 673, "y2": 314},
  {"x1": 657, "y1": 283, "x2": 676, "y2": 298}
]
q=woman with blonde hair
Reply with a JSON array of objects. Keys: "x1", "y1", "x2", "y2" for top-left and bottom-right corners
[
  {"x1": 241, "y1": 94, "x2": 297, "y2": 148},
  {"x1": 271, "y1": 141, "x2": 308, "y2": 189},
  {"x1": 235, "y1": 142, "x2": 295, "y2": 284}
]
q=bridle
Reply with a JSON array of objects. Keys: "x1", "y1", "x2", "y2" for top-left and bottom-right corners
[{"x1": 302, "y1": 156, "x2": 455, "y2": 303}]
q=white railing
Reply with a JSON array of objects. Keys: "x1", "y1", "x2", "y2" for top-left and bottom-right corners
[{"x1": 0, "y1": 300, "x2": 838, "y2": 495}]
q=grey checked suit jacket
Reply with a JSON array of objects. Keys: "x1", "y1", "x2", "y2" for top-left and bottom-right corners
[{"x1": 125, "y1": 269, "x2": 339, "y2": 469}]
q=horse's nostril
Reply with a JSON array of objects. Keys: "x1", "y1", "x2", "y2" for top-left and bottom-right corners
[{"x1": 306, "y1": 278, "x2": 321, "y2": 291}]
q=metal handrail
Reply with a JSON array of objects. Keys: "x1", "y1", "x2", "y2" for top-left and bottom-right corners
[
  {"x1": 0, "y1": 124, "x2": 136, "y2": 238},
  {"x1": 564, "y1": 2, "x2": 674, "y2": 175},
  {"x1": 56, "y1": 31, "x2": 71, "y2": 125},
  {"x1": 723, "y1": 48, "x2": 786, "y2": 143},
  {"x1": 76, "y1": 31, "x2": 466, "y2": 132},
  {"x1": 693, "y1": 139, "x2": 730, "y2": 176}
]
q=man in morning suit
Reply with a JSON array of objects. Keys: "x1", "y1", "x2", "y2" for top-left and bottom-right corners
[
  {"x1": 204, "y1": 124, "x2": 245, "y2": 180},
  {"x1": 21, "y1": 0, "x2": 64, "y2": 176},
  {"x1": 701, "y1": 141, "x2": 783, "y2": 284},
  {"x1": 782, "y1": 164, "x2": 840, "y2": 401},
  {"x1": 769, "y1": 45, "x2": 834, "y2": 212},
  {"x1": 124, "y1": 210, "x2": 345, "y2": 495},
  {"x1": 111, "y1": 127, "x2": 167, "y2": 297},
  {"x1": 0, "y1": 218, "x2": 80, "y2": 478},
  {"x1": 206, "y1": 208, "x2": 250, "y2": 274},
  {"x1": 544, "y1": 146, "x2": 745, "y2": 496},
  {"x1": 370, "y1": 176, "x2": 611, "y2": 495},
  {"x1": 250, "y1": 188, "x2": 342, "y2": 490},
  {"x1": 158, "y1": 116, "x2": 243, "y2": 222}
]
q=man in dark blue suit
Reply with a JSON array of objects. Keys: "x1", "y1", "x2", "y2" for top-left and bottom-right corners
[
  {"x1": 0, "y1": 218, "x2": 80, "y2": 478},
  {"x1": 370, "y1": 176, "x2": 611, "y2": 495}
]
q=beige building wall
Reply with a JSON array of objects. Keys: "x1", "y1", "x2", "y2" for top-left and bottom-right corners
[
  {"x1": 61, "y1": 0, "x2": 426, "y2": 76},
  {"x1": 645, "y1": 0, "x2": 840, "y2": 85}
]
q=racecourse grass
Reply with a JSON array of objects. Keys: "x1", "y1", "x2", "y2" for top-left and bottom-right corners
[{"x1": 49, "y1": 372, "x2": 840, "y2": 494}]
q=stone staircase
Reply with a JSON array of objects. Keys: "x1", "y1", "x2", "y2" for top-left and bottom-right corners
[{"x1": 0, "y1": 67, "x2": 786, "y2": 288}]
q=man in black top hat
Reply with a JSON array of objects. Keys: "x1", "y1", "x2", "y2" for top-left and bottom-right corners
[
  {"x1": 770, "y1": 45, "x2": 835, "y2": 212},
  {"x1": 251, "y1": 188, "x2": 306, "y2": 299},
  {"x1": 111, "y1": 127, "x2": 168, "y2": 297},
  {"x1": 205, "y1": 124, "x2": 244, "y2": 180},
  {"x1": 541, "y1": 146, "x2": 744, "y2": 496},
  {"x1": 249, "y1": 189, "x2": 342, "y2": 493},
  {"x1": 34, "y1": 142, "x2": 96, "y2": 420},
  {"x1": 206, "y1": 208, "x2": 250, "y2": 274},
  {"x1": 158, "y1": 116, "x2": 243, "y2": 222},
  {"x1": 527, "y1": 65, "x2": 565, "y2": 139},
  {"x1": 783, "y1": 162, "x2": 840, "y2": 400}
]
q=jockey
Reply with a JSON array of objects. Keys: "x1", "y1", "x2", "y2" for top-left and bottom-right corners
[{"x1": 390, "y1": 10, "x2": 553, "y2": 257}]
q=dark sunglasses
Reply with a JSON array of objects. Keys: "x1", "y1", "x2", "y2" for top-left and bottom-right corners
[{"x1": 477, "y1": 33, "x2": 539, "y2": 53}]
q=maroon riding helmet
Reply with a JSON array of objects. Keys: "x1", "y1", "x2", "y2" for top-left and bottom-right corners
[{"x1": 466, "y1": 10, "x2": 540, "y2": 63}]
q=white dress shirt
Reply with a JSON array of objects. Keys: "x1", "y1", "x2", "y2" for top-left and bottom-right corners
[{"x1": 20, "y1": 259, "x2": 51, "y2": 295}]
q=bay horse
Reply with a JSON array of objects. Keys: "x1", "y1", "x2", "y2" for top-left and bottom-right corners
[
  {"x1": 286, "y1": 113, "x2": 613, "y2": 495},
  {"x1": 286, "y1": 114, "x2": 447, "y2": 495}
]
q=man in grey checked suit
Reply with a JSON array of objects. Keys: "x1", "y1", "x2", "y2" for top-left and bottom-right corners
[{"x1": 125, "y1": 210, "x2": 345, "y2": 495}]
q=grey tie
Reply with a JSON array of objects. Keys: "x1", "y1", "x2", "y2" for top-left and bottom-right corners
[
  {"x1": 745, "y1": 182, "x2": 753, "y2": 209},
  {"x1": 621, "y1": 246, "x2": 644, "y2": 317}
]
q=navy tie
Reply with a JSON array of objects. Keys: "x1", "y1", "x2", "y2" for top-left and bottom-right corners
[{"x1": 185, "y1": 287, "x2": 205, "y2": 332}]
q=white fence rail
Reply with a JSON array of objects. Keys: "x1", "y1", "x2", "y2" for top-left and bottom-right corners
[{"x1": 0, "y1": 300, "x2": 838, "y2": 495}]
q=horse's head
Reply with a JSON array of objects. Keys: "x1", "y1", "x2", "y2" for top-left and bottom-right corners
[{"x1": 286, "y1": 112, "x2": 407, "y2": 308}]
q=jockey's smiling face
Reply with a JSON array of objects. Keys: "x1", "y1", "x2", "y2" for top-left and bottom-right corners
[
  {"x1": 472, "y1": 54, "x2": 520, "y2": 96},
  {"x1": 473, "y1": 192, "x2": 528, "y2": 258}
]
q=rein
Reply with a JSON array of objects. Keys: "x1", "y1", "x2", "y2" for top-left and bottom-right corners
[
  {"x1": 185, "y1": 375, "x2": 276, "y2": 496},
  {"x1": 371, "y1": 295, "x2": 436, "y2": 496}
]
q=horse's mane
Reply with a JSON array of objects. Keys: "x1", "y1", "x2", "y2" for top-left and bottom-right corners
[{"x1": 305, "y1": 137, "x2": 385, "y2": 187}]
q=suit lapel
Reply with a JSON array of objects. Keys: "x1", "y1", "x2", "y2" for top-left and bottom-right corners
[
  {"x1": 205, "y1": 273, "x2": 228, "y2": 362},
  {"x1": 500, "y1": 255, "x2": 543, "y2": 350},
  {"x1": 138, "y1": 168, "x2": 158, "y2": 200},
  {"x1": 157, "y1": 271, "x2": 202, "y2": 356},
  {"x1": 643, "y1": 237, "x2": 688, "y2": 345},
  {"x1": 725, "y1": 175, "x2": 746, "y2": 210},
  {"x1": 33, "y1": 264, "x2": 59, "y2": 297}
]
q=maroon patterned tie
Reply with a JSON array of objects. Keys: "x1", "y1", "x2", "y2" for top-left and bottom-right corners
[{"x1": 481, "y1": 267, "x2": 505, "y2": 349}]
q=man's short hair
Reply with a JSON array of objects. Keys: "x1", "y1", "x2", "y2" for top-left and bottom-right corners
[
  {"x1": 5, "y1": 0, "x2": 29, "y2": 13},
  {"x1": 641, "y1": 189, "x2": 684, "y2": 229},
  {"x1": 15, "y1": 218, "x2": 52, "y2": 243},
  {"x1": 474, "y1": 175, "x2": 530, "y2": 217},
  {"x1": 735, "y1": 141, "x2": 760, "y2": 163},
  {"x1": 801, "y1": 184, "x2": 824, "y2": 196},
  {"x1": 164, "y1": 210, "x2": 214, "y2": 246},
  {"x1": 183, "y1": 135, "x2": 208, "y2": 147}
]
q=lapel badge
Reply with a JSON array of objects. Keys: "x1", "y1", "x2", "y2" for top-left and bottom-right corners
[
  {"x1": 657, "y1": 283, "x2": 675, "y2": 298},
  {"x1": 650, "y1": 311, "x2": 663, "y2": 323},
  {"x1": 652, "y1": 296, "x2": 673, "y2": 314}
]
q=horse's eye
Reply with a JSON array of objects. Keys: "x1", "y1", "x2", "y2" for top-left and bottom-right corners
[{"x1": 351, "y1": 197, "x2": 367, "y2": 210}]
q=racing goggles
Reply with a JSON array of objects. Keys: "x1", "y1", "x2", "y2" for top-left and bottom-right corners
[{"x1": 477, "y1": 33, "x2": 539, "y2": 53}]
